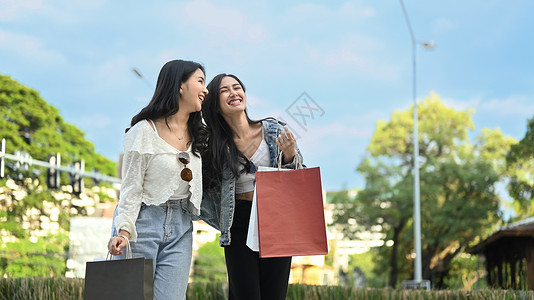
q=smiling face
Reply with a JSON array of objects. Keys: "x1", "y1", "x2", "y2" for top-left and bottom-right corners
[
  {"x1": 179, "y1": 68, "x2": 208, "y2": 113},
  {"x1": 218, "y1": 76, "x2": 246, "y2": 118}
]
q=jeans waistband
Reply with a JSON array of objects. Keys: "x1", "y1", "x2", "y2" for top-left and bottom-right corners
[{"x1": 159, "y1": 198, "x2": 189, "y2": 207}]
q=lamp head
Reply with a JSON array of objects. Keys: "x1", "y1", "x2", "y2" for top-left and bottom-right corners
[{"x1": 420, "y1": 40, "x2": 436, "y2": 50}]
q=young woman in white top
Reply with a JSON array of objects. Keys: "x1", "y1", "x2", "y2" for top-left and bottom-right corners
[{"x1": 108, "y1": 59, "x2": 208, "y2": 300}]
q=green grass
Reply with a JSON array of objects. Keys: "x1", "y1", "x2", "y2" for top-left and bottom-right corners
[
  {"x1": 0, "y1": 277, "x2": 83, "y2": 300},
  {"x1": 0, "y1": 277, "x2": 533, "y2": 300}
]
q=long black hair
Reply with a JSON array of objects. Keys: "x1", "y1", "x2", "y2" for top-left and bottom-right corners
[
  {"x1": 128, "y1": 59, "x2": 207, "y2": 156},
  {"x1": 202, "y1": 73, "x2": 260, "y2": 184}
]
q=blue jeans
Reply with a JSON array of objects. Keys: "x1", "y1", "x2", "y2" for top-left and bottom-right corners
[{"x1": 113, "y1": 199, "x2": 193, "y2": 300}]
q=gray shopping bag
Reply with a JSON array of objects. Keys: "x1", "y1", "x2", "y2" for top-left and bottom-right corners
[{"x1": 84, "y1": 242, "x2": 153, "y2": 300}]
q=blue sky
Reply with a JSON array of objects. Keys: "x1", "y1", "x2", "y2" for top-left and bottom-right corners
[{"x1": 1, "y1": 0, "x2": 533, "y2": 191}]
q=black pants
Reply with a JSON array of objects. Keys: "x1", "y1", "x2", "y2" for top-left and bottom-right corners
[{"x1": 224, "y1": 200, "x2": 292, "y2": 300}]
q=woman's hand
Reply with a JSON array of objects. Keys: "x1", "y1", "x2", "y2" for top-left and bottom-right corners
[
  {"x1": 108, "y1": 230, "x2": 130, "y2": 255},
  {"x1": 276, "y1": 127, "x2": 296, "y2": 164}
]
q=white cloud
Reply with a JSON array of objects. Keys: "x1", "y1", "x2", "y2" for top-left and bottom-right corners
[
  {"x1": 0, "y1": 0, "x2": 105, "y2": 23},
  {"x1": 78, "y1": 114, "x2": 112, "y2": 129},
  {"x1": 342, "y1": 2, "x2": 375, "y2": 18},
  {"x1": 324, "y1": 46, "x2": 366, "y2": 68},
  {"x1": 270, "y1": 2, "x2": 401, "y2": 82},
  {"x1": 442, "y1": 96, "x2": 481, "y2": 111},
  {"x1": 154, "y1": 0, "x2": 387, "y2": 82},
  {"x1": 320, "y1": 42, "x2": 401, "y2": 81},
  {"x1": 0, "y1": 0, "x2": 44, "y2": 20},
  {"x1": 179, "y1": 0, "x2": 267, "y2": 43},
  {"x1": 482, "y1": 95, "x2": 534, "y2": 116},
  {"x1": 442, "y1": 95, "x2": 534, "y2": 118},
  {"x1": 283, "y1": 1, "x2": 374, "y2": 23},
  {"x1": 245, "y1": 95, "x2": 265, "y2": 109},
  {"x1": 0, "y1": 30, "x2": 66, "y2": 64},
  {"x1": 432, "y1": 17, "x2": 458, "y2": 34},
  {"x1": 157, "y1": 50, "x2": 179, "y2": 64},
  {"x1": 94, "y1": 57, "x2": 131, "y2": 88},
  {"x1": 267, "y1": 33, "x2": 398, "y2": 83},
  {"x1": 313, "y1": 122, "x2": 372, "y2": 139},
  {"x1": 135, "y1": 96, "x2": 149, "y2": 104},
  {"x1": 295, "y1": 122, "x2": 372, "y2": 157}
]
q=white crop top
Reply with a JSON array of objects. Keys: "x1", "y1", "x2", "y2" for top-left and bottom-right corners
[
  {"x1": 235, "y1": 132, "x2": 270, "y2": 194},
  {"x1": 114, "y1": 120, "x2": 202, "y2": 242}
]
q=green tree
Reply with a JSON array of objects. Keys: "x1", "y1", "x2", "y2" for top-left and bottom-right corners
[
  {"x1": 443, "y1": 253, "x2": 487, "y2": 290},
  {"x1": 192, "y1": 235, "x2": 227, "y2": 282},
  {"x1": 352, "y1": 158, "x2": 410, "y2": 287},
  {"x1": 477, "y1": 128, "x2": 517, "y2": 174},
  {"x1": 0, "y1": 74, "x2": 116, "y2": 176},
  {"x1": 334, "y1": 92, "x2": 510, "y2": 288},
  {"x1": 0, "y1": 74, "x2": 117, "y2": 277},
  {"x1": 347, "y1": 248, "x2": 385, "y2": 288},
  {"x1": 506, "y1": 117, "x2": 534, "y2": 218},
  {"x1": 0, "y1": 233, "x2": 69, "y2": 277}
]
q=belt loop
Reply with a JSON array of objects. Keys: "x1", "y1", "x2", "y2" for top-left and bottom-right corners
[{"x1": 181, "y1": 198, "x2": 190, "y2": 214}]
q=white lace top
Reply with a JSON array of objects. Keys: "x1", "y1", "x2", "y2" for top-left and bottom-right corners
[{"x1": 114, "y1": 120, "x2": 202, "y2": 242}]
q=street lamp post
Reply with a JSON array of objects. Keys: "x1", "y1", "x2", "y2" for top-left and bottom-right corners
[{"x1": 399, "y1": 0, "x2": 435, "y2": 285}]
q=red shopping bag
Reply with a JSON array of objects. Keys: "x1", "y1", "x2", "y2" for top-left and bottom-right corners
[{"x1": 255, "y1": 166, "x2": 328, "y2": 258}]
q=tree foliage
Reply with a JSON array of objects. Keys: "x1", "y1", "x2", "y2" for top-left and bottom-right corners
[
  {"x1": 443, "y1": 253, "x2": 487, "y2": 290},
  {"x1": 0, "y1": 74, "x2": 118, "y2": 277},
  {"x1": 347, "y1": 248, "x2": 385, "y2": 288},
  {"x1": 333, "y1": 92, "x2": 514, "y2": 288},
  {"x1": 0, "y1": 233, "x2": 69, "y2": 277},
  {"x1": 0, "y1": 74, "x2": 116, "y2": 176},
  {"x1": 192, "y1": 235, "x2": 227, "y2": 282},
  {"x1": 506, "y1": 117, "x2": 534, "y2": 218}
]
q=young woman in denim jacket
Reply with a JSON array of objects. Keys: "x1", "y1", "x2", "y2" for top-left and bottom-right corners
[
  {"x1": 200, "y1": 73, "x2": 303, "y2": 300},
  {"x1": 107, "y1": 60, "x2": 208, "y2": 300}
]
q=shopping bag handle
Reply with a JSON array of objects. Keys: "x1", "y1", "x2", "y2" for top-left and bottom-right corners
[
  {"x1": 276, "y1": 144, "x2": 303, "y2": 170},
  {"x1": 106, "y1": 235, "x2": 132, "y2": 260}
]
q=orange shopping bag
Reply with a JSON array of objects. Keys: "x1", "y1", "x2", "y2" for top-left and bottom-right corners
[{"x1": 255, "y1": 166, "x2": 328, "y2": 258}]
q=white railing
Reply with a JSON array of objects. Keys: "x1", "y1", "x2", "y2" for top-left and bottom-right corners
[{"x1": 0, "y1": 138, "x2": 121, "y2": 185}]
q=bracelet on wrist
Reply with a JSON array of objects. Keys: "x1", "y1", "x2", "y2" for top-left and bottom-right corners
[{"x1": 119, "y1": 234, "x2": 129, "y2": 242}]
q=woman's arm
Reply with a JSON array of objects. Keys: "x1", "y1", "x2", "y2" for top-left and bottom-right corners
[{"x1": 108, "y1": 150, "x2": 146, "y2": 254}]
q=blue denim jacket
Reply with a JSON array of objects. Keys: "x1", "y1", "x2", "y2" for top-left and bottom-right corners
[{"x1": 199, "y1": 118, "x2": 303, "y2": 246}]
